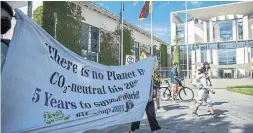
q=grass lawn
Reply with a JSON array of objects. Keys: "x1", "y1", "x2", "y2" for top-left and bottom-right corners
[{"x1": 227, "y1": 85, "x2": 253, "y2": 96}]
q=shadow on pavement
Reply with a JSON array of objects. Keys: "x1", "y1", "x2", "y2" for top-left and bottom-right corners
[
  {"x1": 212, "y1": 102, "x2": 229, "y2": 106},
  {"x1": 243, "y1": 124, "x2": 253, "y2": 133},
  {"x1": 162, "y1": 104, "x2": 189, "y2": 111},
  {"x1": 155, "y1": 113, "x2": 231, "y2": 133}
]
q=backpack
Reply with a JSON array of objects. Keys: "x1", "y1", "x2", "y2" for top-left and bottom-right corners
[{"x1": 191, "y1": 77, "x2": 199, "y2": 87}]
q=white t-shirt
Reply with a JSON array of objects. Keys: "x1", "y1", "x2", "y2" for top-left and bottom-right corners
[{"x1": 1, "y1": 41, "x2": 9, "y2": 71}]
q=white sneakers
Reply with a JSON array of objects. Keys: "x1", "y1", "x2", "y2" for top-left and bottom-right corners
[{"x1": 157, "y1": 108, "x2": 166, "y2": 112}]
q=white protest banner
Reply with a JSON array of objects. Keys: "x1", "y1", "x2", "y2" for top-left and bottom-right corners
[{"x1": 1, "y1": 9, "x2": 155, "y2": 133}]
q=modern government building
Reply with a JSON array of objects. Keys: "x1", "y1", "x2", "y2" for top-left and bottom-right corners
[{"x1": 170, "y1": 1, "x2": 253, "y2": 79}]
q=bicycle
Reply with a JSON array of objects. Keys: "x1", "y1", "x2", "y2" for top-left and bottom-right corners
[{"x1": 160, "y1": 78, "x2": 194, "y2": 102}]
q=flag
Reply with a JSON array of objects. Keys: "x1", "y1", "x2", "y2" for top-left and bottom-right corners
[
  {"x1": 138, "y1": 1, "x2": 152, "y2": 21},
  {"x1": 118, "y1": 1, "x2": 124, "y2": 25}
]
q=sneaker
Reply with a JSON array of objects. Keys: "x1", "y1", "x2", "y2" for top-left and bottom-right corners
[
  {"x1": 157, "y1": 108, "x2": 166, "y2": 112},
  {"x1": 193, "y1": 112, "x2": 199, "y2": 117},
  {"x1": 210, "y1": 113, "x2": 220, "y2": 117}
]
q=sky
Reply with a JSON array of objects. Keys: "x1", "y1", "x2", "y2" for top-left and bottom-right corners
[{"x1": 92, "y1": 1, "x2": 237, "y2": 44}]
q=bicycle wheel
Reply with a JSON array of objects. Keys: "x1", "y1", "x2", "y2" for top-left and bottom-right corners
[
  {"x1": 179, "y1": 87, "x2": 194, "y2": 101},
  {"x1": 161, "y1": 87, "x2": 171, "y2": 101}
]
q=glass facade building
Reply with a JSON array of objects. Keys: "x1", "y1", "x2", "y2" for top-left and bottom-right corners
[{"x1": 172, "y1": 40, "x2": 253, "y2": 79}]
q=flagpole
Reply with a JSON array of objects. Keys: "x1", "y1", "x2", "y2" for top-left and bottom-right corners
[
  {"x1": 121, "y1": 1, "x2": 124, "y2": 65},
  {"x1": 150, "y1": 2, "x2": 153, "y2": 56},
  {"x1": 185, "y1": 1, "x2": 189, "y2": 79}
]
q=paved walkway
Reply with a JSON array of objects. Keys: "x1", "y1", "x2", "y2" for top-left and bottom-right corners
[{"x1": 85, "y1": 89, "x2": 253, "y2": 133}]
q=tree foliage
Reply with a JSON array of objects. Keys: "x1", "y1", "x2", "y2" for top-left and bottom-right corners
[
  {"x1": 32, "y1": 6, "x2": 43, "y2": 26},
  {"x1": 160, "y1": 44, "x2": 168, "y2": 67},
  {"x1": 99, "y1": 30, "x2": 119, "y2": 65},
  {"x1": 43, "y1": 1, "x2": 85, "y2": 56},
  {"x1": 114, "y1": 28, "x2": 133, "y2": 65},
  {"x1": 173, "y1": 36, "x2": 181, "y2": 73},
  {"x1": 99, "y1": 27, "x2": 133, "y2": 66}
]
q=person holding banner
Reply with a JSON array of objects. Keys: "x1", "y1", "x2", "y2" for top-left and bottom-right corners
[
  {"x1": 129, "y1": 72, "x2": 161, "y2": 133},
  {"x1": 1, "y1": 1, "x2": 13, "y2": 71}
]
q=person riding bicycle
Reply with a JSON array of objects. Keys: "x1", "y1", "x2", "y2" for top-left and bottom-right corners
[
  {"x1": 170, "y1": 62, "x2": 180, "y2": 102},
  {"x1": 193, "y1": 63, "x2": 219, "y2": 117}
]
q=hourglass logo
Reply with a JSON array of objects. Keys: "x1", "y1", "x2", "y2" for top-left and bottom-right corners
[{"x1": 125, "y1": 100, "x2": 134, "y2": 112}]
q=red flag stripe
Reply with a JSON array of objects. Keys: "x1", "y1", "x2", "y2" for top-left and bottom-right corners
[{"x1": 138, "y1": 1, "x2": 151, "y2": 21}]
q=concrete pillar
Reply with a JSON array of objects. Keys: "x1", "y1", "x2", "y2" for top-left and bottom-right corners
[
  {"x1": 206, "y1": 49, "x2": 212, "y2": 76},
  {"x1": 233, "y1": 20, "x2": 237, "y2": 41},
  {"x1": 243, "y1": 15, "x2": 249, "y2": 40},
  {"x1": 187, "y1": 21, "x2": 195, "y2": 44},
  {"x1": 212, "y1": 49, "x2": 219, "y2": 77},
  {"x1": 250, "y1": 23, "x2": 253, "y2": 39},
  {"x1": 236, "y1": 48, "x2": 245, "y2": 76},
  {"x1": 245, "y1": 47, "x2": 249, "y2": 63},
  {"x1": 196, "y1": 49, "x2": 201, "y2": 70},
  {"x1": 214, "y1": 24, "x2": 220, "y2": 41},
  {"x1": 209, "y1": 21, "x2": 214, "y2": 42},
  {"x1": 191, "y1": 50, "x2": 196, "y2": 77},
  {"x1": 203, "y1": 21, "x2": 208, "y2": 42},
  {"x1": 171, "y1": 22, "x2": 176, "y2": 46}
]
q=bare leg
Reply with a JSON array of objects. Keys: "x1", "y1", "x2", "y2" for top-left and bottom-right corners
[
  {"x1": 171, "y1": 85, "x2": 176, "y2": 101},
  {"x1": 193, "y1": 104, "x2": 200, "y2": 116},
  {"x1": 208, "y1": 106, "x2": 214, "y2": 114}
]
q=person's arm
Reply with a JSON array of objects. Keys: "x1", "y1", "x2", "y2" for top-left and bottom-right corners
[
  {"x1": 174, "y1": 68, "x2": 178, "y2": 78},
  {"x1": 200, "y1": 77, "x2": 214, "y2": 92}
]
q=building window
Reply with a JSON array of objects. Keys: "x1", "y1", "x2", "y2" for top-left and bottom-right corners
[
  {"x1": 178, "y1": 45, "x2": 192, "y2": 78},
  {"x1": 134, "y1": 41, "x2": 140, "y2": 61},
  {"x1": 237, "y1": 19, "x2": 243, "y2": 40},
  {"x1": 80, "y1": 22, "x2": 99, "y2": 62},
  {"x1": 218, "y1": 42, "x2": 236, "y2": 65},
  {"x1": 200, "y1": 44, "x2": 207, "y2": 62},
  {"x1": 90, "y1": 26, "x2": 100, "y2": 52},
  {"x1": 208, "y1": 43, "x2": 218, "y2": 49},
  {"x1": 207, "y1": 22, "x2": 210, "y2": 42},
  {"x1": 219, "y1": 20, "x2": 233, "y2": 41},
  {"x1": 176, "y1": 24, "x2": 185, "y2": 44},
  {"x1": 251, "y1": 47, "x2": 253, "y2": 58}
]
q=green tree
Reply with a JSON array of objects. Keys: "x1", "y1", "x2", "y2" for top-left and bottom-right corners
[
  {"x1": 99, "y1": 29, "x2": 119, "y2": 65},
  {"x1": 114, "y1": 28, "x2": 133, "y2": 65},
  {"x1": 173, "y1": 36, "x2": 181, "y2": 73},
  {"x1": 32, "y1": 6, "x2": 43, "y2": 26},
  {"x1": 173, "y1": 36, "x2": 181, "y2": 65},
  {"x1": 43, "y1": 1, "x2": 85, "y2": 56},
  {"x1": 160, "y1": 44, "x2": 168, "y2": 67},
  {"x1": 99, "y1": 27, "x2": 134, "y2": 66}
]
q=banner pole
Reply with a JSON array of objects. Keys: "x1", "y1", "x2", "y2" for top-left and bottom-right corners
[
  {"x1": 185, "y1": 1, "x2": 189, "y2": 80},
  {"x1": 150, "y1": 2, "x2": 153, "y2": 56},
  {"x1": 121, "y1": 1, "x2": 124, "y2": 65}
]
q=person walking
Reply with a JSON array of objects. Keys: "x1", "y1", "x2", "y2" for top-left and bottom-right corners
[
  {"x1": 129, "y1": 72, "x2": 161, "y2": 133},
  {"x1": 170, "y1": 62, "x2": 180, "y2": 102},
  {"x1": 193, "y1": 62, "x2": 212, "y2": 105},
  {"x1": 192, "y1": 64, "x2": 219, "y2": 117}
]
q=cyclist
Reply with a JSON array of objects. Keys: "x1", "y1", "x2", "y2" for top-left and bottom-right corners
[
  {"x1": 193, "y1": 63, "x2": 219, "y2": 117},
  {"x1": 170, "y1": 62, "x2": 180, "y2": 102}
]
